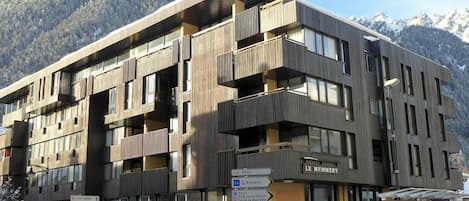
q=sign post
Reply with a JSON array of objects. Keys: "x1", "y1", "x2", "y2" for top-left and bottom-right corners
[{"x1": 231, "y1": 168, "x2": 273, "y2": 201}]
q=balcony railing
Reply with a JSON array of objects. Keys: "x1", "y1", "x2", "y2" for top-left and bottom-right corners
[
  {"x1": 236, "y1": 87, "x2": 306, "y2": 103},
  {"x1": 121, "y1": 128, "x2": 169, "y2": 160}
]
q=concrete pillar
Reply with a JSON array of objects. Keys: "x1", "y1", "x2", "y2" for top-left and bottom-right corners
[
  {"x1": 232, "y1": 0, "x2": 245, "y2": 15},
  {"x1": 265, "y1": 124, "x2": 279, "y2": 152}
]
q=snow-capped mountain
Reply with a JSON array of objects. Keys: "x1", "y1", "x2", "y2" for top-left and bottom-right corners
[
  {"x1": 351, "y1": 9, "x2": 469, "y2": 42},
  {"x1": 353, "y1": 9, "x2": 469, "y2": 165}
]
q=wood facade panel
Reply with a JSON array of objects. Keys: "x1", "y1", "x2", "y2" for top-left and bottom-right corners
[
  {"x1": 172, "y1": 40, "x2": 179, "y2": 65},
  {"x1": 182, "y1": 35, "x2": 191, "y2": 61},
  {"x1": 217, "y1": 53, "x2": 234, "y2": 84},
  {"x1": 259, "y1": 1, "x2": 297, "y2": 33},
  {"x1": 137, "y1": 46, "x2": 175, "y2": 77},
  {"x1": 143, "y1": 129, "x2": 169, "y2": 156},
  {"x1": 121, "y1": 134, "x2": 143, "y2": 160},
  {"x1": 235, "y1": 6, "x2": 260, "y2": 41}
]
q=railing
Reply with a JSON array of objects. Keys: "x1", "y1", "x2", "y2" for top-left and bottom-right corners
[
  {"x1": 237, "y1": 142, "x2": 310, "y2": 155},
  {"x1": 259, "y1": 0, "x2": 282, "y2": 10},
  {"x1": 236, "y1": 87, "x2": 307, "y2": 103},
  {"x1": 235, "y1": 35, "x2": 283, "y2": 54}
]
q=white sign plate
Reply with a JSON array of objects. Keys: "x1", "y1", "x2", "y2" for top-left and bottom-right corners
[
  {"x1": 231, "y1": 168, "x2": 272, "y2": 176},
  {"x1": 233, "y1": 189, "x2": 272, "y2": 201},
  {"x1": 232, "y1": 176, "x2": 272, "y2": 188},
  {"x1": 70, "y1": 195, "x2": 100, "y2": 201}
]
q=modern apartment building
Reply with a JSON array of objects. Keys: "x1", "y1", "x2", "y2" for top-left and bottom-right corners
[{"x1": 0, "y1": 0, "x2": 462, "y2": 200}]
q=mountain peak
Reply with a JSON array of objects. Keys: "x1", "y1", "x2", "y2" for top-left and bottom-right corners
[{"x1": 352, "y1": 9, "x2": 469, "y2": 42}]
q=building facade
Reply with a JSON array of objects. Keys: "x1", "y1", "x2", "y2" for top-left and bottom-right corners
[{"x1": 0, "y1": 0, "x2": 462, "y2": 201}]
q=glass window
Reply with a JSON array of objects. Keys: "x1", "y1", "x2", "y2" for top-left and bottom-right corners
[
  {"x1": 309, "y1": 127, "x2": 321, "y2": 152},
  {"x1": 74, "y1": 165, "x2": 83, "y2": 181},
  {"x1": 68, "y1": 166, "x2": 74, "y2": 182},
  {"x1": 183, "y1": 144, "x2": 191, "y2": 177},
  {"x1": 313, "y1": 185, "x2": 335, "y2": 201},
  {"x1": 344, "y1": 86, "x2": 353, "y2": 121},
  {"x1": 347, "y1": 133, "x2": 357, "y2": 169},
  {"x1": 117, "y1": 50, "x2": 130, "y2": 64},
  {"x1": 315, "y1": 34, "x2": 323, "y2": 55},
  {"x1": 134, "y1": 43, "x2": 148, "y2": 57},
  {"x1": 183, "y1": 61, "x2": 192, "y2": 91},
  {"x1": 64, "y1": 135, "x2": 70, "y2": 151},
  {"x1": 289, "y1": 77, "x2": 306, "y2": 94},
  {"x1": 305, "y1": 29, "x2": 316, "y2": 52},
  {"x1": 148, "y1": 36, "x2": 164, "y2": 52},
  {"x1": 307, "y1": 77, "x2": 319, "y2": 101},
  {"x1": 165, "y1": 29, "x2": 181, "y2": 45},
  {"x1": 318, "y1": 81, "x2": 326, "y2": 103},
  {"x1": 323, "y1": 35, "x2": 338, "y2": 60},
  {"x1": 287, "y1": 28, "x2": 304, "y2": 44},
  {"x1": 328, "y1": 130, "x2": 342, "y2": 155},
  {"x1": 108, "y1": 88, "x2": 117, "y2": 114},
  {"x1": 326, "y1": 83, "x2": 339, "y2": 106},
  {"x1": 113, "y1": 161, "x2": 123, "y2": 179},
  {"x1": 369, "y1": 98, "x2": 379, "y2": 115},
  {"x1": 105, "y1": 130, "x2": 113, "y2": 147},
  {"x1": 170, "y1": 152, "x2": 178, "y2": 172},
  {"x1": 320, "y1": 129, "x2": 328, "y2": 153},
  {"x1": 144, "y1": 74, "x2": 156, "y2": 104},
  {"x1": 103, "y1": 57, "x2": 117, "y2": 72}
]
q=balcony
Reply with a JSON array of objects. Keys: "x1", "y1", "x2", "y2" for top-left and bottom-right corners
[
  {"x1": 121, "y1": 128, "x2": 169, "y2": 160},
  {"x1": 259, "y1": 0, "x2": 298, "y2": 33},
  {"x1": 218, "y1": 89, "x2": 346, "y2": 133},
  {"x1": 218, "y1": 36, "x2": 343, "y2": 87},
  {"x1": 119, "y1": 168, "x2": 170, "y2": 196},
  {"x1": 443, "y1": 95, "x2": 456, "y2": 118},
  {"x1": 0, "y1": 121, "x2": 27, "y2": 149},
  {"x1": 104, "y1": 93, "x2": 171, "y2": 125},
  {"x1": 236, "y1": 143, "x2": 351, "y2": 182},
  {"x1": 25, "y1": 94, "x2": 73, "y2": 114},
  {"x1": 2, "y1": 108, "x2": 25, "y2": 128}
]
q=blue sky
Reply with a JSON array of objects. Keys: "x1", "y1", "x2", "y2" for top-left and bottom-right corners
[{"x1": 307, "y1": 0, "x2": 469, "y2": 19}]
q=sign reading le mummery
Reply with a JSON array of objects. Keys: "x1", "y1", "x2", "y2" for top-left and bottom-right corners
[{"x1": 303, "y1": 164, "x2": 339, "y2": 174}]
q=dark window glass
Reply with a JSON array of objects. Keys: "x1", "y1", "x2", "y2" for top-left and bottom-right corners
[
  {"x1": 425, "y1": 110, "x2": 430, "y2": 138},
  {"x1": 436, "y1": 78, "x2": 442, "y2": 104},
  {"x1": 410, "y1": 105, "x2": 417, "y2": 135},
  {"x1": 439, "y1": 114, "x2": 446, "y2": 141},
  {"x1": 421, "y1": 72, "x2": 427, "y2": 99},
  {"x1": 341, "y1": 41, "x2": 351, "y2": 74},
  {"x1": 443, "y1": 151, "x2": 450, "y2": 179},
  {"x1": 408, "y1": 144, "x2": 414, "y2": 175},
  {"x1": 372, "y1": 140, "x2": 383, "y2": 161},
  {"x1": 429, "y1": 148, "x2": 435, "y2": 177}
]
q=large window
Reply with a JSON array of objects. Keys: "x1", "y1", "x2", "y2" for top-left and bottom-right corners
[
  {"x1": 341, "y1": 41, "x2": 351, "y2": 74},
  {"x1": 287, "y1": 28, "x2": 339, "y2": 60},
  {"x1": 309, "y1": 126, "x2": 345, "y2": 156},
  {"x1": 143, "y1": 74, "x2": 156, "y2": 104},
  {"x1": 108, "y1": 88, "x2": 117, "y2": 114},
  {"x1": 183, "y1": 144, "x2": 191, "y2": 177},
  {"x1": 105, "y1": 128, "x2": 125, "y2": 147}
]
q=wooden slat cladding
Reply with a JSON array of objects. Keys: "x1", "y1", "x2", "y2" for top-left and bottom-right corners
[
  {"x1": 235, "y1": 6, "x2": 260, "y2": 41},
  {"x1": 78, "y1": 78, "x2": 87, "y2": 100},
  {"x1": 121, "y1": 134, "x2": 143, "y2": 160},
  {"x1": 141, "y1": 168, "x2": 169, "y2": 194},
  {"x1": 182, "y1": 35, "x2": 191, "y2": 61},
  {"x1": 232, "y1": 37, "x2": 343, "y2": 83},
  {"x1": 237, "y1": 150, "x2": 349, "y2": 182},
  {"x1": 443, "y1": 95, "x2": 456, "y2": 118},
  {"x1": 186, "y1": 21, "x2": 236, "y2": 190},
  {"x1": 122, "y1": 58, "x2": 137, "y2": 83},
  {"x1": 259, "y1": 1, "x2": 297, "y2": 33},
  {"x1": 217, "y1": 53, "x2": 234, "y2": 84},
  {"x1": 122, "y1": 61, "x2": 129, "y2": 82},
  {"x1": 217, "y1": 100, "x2": 235, "y2": 133},
  {"x1": 137, "y1": 46, "x2": 175, "y2": 77},
  {"x1": 120, "y1": 172, "x2": 142, "y2": 196},
  {"x1": 217, "y1": 150, "x2": 235, "y2": 186},
  {"x1": 86, "y1": 75, "x2": 94, "y2": 96},
  {"x1": 143, "y1": 129, "x2": 169, "y2": 156},
  {"x1": 223, "y1": 91, "x2": 346, "y2": 132},
  {"x1": 172, "y1": 40, "x2": 179, "y2": 64}
]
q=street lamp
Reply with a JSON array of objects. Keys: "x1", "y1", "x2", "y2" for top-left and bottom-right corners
[
  {"x1": 384, "y1": 78, "x2": 400, "y2": 190},
  {"x1": 27, "y1": 158, "x2": 49, "y2": 201}
]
